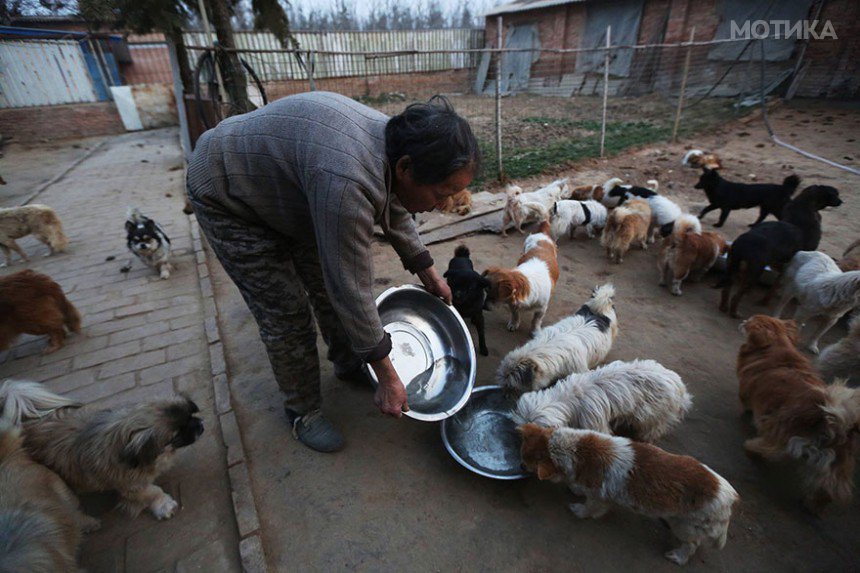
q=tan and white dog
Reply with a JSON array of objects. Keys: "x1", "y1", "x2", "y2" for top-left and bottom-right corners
[
  {"x1": 568, "y1": 183, "x2": 605, "y2": 203},
  {"x1": 514, "y1": 359, "x2": 691, "y2": 443},
  {"x1": 497, "y1": 284, "x2": 617, "y2": 394},
  {"x1": 772, "y1": 250, "x2": 860, "y2": 354},
  {"x1": 600, "y1": 198, "x2": 651, "y2": 264},
  {"x1": 658, "y1": 214, "x2": 728, "y2": 296},
  {"x1": 682, "y1": 149, "x2": 723, "y2": 171},
  {"x1": 500, "y1": 179, "x2": 569, "y2": 236},
  {"x1": 519, "y1": 424, "x2": 739, "y2": 565},
  {"x1": 0, "y1": 204, "x2": 68, "y2": 266}
]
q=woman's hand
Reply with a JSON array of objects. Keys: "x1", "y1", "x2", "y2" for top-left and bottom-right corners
[
  {"x1": 417, "y1": 265, "x2": 453, "y2": 305},
  {"x1": 369, "y1": 357, "x2": 409, "y2": 418}
]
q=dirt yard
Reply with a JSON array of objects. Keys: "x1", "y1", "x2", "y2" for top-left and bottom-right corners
[{"x1": 212, "y1": 99, "x2": 858, "y2": 571}]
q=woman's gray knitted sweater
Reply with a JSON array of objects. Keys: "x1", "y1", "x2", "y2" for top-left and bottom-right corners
[{"x1": 186, "y1": 91, "x2": 431, "y2": 361}]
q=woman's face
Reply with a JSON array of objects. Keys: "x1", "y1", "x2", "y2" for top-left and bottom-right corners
[{"x1": 393, "y1": 158, "x2": 474, "y2": 214}]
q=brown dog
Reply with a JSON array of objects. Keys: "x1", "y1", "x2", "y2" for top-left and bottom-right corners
[
  {"x1": 568, "y1": 184, "x2": 605, "y2": 203},
  {"x1": 0, "y1": 204, "x2": 68, "y2": 266},
  {"x1": 0, "y1": 270, "x2": 81, "y2": 354},
  {"x1": 600, "y1": 198, "x2": 651, "y2": 264},
  {"x1": 737, "y1": 315, "x2": 860, "y2": 512},
  {"x1": 658, "y1": 214, "x2": 728, "y2": 296},
  {"x1": 437, "y1": 189, "x2": 472, "y2": 216}
]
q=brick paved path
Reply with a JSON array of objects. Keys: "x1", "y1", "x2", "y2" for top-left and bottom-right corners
[{"x1": 0, "y1": 128, "x2": 241, "y2": 572}]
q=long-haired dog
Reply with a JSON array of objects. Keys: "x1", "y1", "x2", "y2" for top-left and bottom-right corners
[
  {"x1": 658, "y1": 214, "x2": 728, "y2": 296},
  {"x1": 519, "y1": 424, "x2": 738, "y2": 565},
  {"x1": 737, "y1": 315, "x2": 860, "y2": 512},
  {"x1": 484, "y1": 221, "x2": 559, "y2": 334},
  {"x1": 773, "y1": 251, "x2": 860, "y2": 353},
  {"x1": 122, "y1": 207, "x2": 172, "y2": 279},
  {"x1": 514, "y1": 359, "x2": 691, "y2": 443},
  {"x1": 444, "y1": 245, "x2": 490, "y2": 356},
  {"x1": 0, "y1": 204, "x2": 68, "y2": 266},
  {"x1": 695, "y1": 170, "x2": 800, "y2": 227},
  {"x1": 500, "y1": 179, "x2": 568, "y2": 236},
  {"x1": 568, "y1": 184, "x2": 605, "y2": 203},
  {"x1": 600, "y1": 198, "x2": 651, "y2": 264},
  {"x1": 718, "y1": 185, "x2": 842, "y2": 318},
  {"x1": 0, "y1": 423, "x2": 99, "y2": 572},
  {"x1": 837, "y1": 238, "x2": 860, "y2": 272},
  {"x1": 816, "y1": 314, "x2": 860, "y2": 385},
  {"x1": 437, "y1": 189, "x2": 472, "y2": 216},
  {"x1": 497, "y1": 284, "x2": 617, "y2": 394},
  {"x1": 0, "y1": 270, "x2": 81, "y2": 354},
  {"x1": 682, "y1": 149, "x2": 723, "y2": 171},
  {"x1": 0, "y1": 379, "x2": 204, "y2": 520},
  {"x1": 619, "y1": 183, "x2": 686, "y2": 243},
  {"x1": 549, "y1": 199, "x2": 607, "y2": 241},
  {"x1": 600, "y1": 177, "x2": 659, "y2": 209}
]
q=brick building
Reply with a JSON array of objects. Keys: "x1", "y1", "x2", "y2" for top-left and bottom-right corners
[{"x1": 483, "y1": 0, "x2": 860, "y2": 99}]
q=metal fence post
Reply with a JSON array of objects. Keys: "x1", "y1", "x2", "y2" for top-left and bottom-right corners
[
  {"x1": 672, "y1": 27, "x2": 695, "y2": 143},
  {"x1": 495, "y1": 16, "x2": 504, "y2": 182},
  {"x1": 600, "y1": 25, "x2": 611, "y2": 158},
  {"x1": 167, "y1": 39, "x2": 193, "y2": 160}
]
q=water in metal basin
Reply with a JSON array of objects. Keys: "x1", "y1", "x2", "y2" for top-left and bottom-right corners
[{"x1": 407, "y1": 356, "x2": 468, "y2": 413}]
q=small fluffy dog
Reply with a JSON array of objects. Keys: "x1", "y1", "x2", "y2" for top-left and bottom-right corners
[
  {"x1": 123, "y1": 208, "x2": 172, "y2": 279},
  {"x1": 658, "y1": 214, "x2": 728, "y2": 296},
  {"x1": 600, "y1": 177, "x2": 658, "y2": 209},
  {"x1": 549, "y1": 199, "x2": 607, "y2": 241},
  {"x1": 568, "y1": 184, "x2": 605, "y2": 203},
  {"x1": 816, "y1": 314, "x2": 860, "y2": 385},
  {"x1": 682, "y1": 149, "x2": 723, "y2": 170},
  {"x1": 600, "y1": 198, "x2": 651, "y2": 264},
  {"x1": 620, "y1": 184, "x2": 685, "y2": 243},
  {"x1": 514, "y1": 359, "x2": 691, "y2": 443},
  {"x1": 0, "y1": 423, "x2": 99, "y2": 572},
  {"x1": 0, "y1": 204, "x2": 68, "y2": 266},
  {"x1": 497, "y1": 284, "x2": 617, "y2": 394},
  {"x1": 500, "y1": 179, "x2": 568, "y2": 236},
  {"x1": 437, "y1": 189, "x2": 472, "y2": 216},
  {"x1": 695, "y1": 170, "x2": 800, "y2": 228},
  {"x1": 444, "y1": 245, "x2": 490, "y2": 356},
  {"x1": 773, "y1": 251, "x2": 860, "y2": 353},
  {"x1": 0, "y1": 379, "x2": 204, "y2": 520},
  {"x1": 0, "y1": 270, "x2": 81, "y2": 354},
  {"x1": 737, "y1": 315, "x2": 860, "y2": 512},
  {"x1": 519, "y1": 424, "x2": 738, "y2": 565},
  {"x1": 484, "y1": 221, "x2": 559, "y2": 334},
  {"x1": 837, "y1": 238, "x2": 860, "y2": 272}
]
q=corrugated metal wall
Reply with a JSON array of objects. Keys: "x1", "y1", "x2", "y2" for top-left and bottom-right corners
[
  {"x1": 183, "y1": 29, "x2": 484, "y2": 82},
  {"x1": 0, "y1": 40, "x2": 98, "y2": 108}
]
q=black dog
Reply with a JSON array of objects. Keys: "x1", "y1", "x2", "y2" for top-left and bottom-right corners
[
  {"x1": 695, "y1": 170, "x2": 800, "y2": 227},
  {"x1": 717, "y1": 185, "x2": 842, "y2": 317},
  {"x1": 444, "y1": 245, "x2": 490, "y2": 356}
]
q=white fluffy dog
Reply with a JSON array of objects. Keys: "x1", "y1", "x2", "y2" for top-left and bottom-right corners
[
  {"x1": 773, "y1": 251, "x2": 860, "y2": 353},
  {"x1": 514, "y1": 359, "x2": 692, "y2": 443},
  {"x1": 501, "y1": 178, "x2": 569, "y2": 236},
  {"x1": 549, "y1": 199, "x2": 607, "y2": 241},
  {"x1": 816, "y1": 314, "x2": 860, "y2": 384},
  {"x1": 497, "y1": 284, "x2": 617, "y2": 394}
]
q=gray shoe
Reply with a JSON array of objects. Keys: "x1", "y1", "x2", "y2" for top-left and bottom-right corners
[{"x1": 285, "y1": 408, "x2": 344, "y2": 453}]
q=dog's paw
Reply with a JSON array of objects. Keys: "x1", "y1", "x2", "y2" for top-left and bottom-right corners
[
  {"x1": 665, "y1": 548, "x2": 691, "y2": 566},
  {"x1": 806, "y1": 344, "x2": 820, "y2": 355},
  {"x1": 670, "y1": 288, "x2": 682, "y2": 296},
  {"x1": 150, "y1": 494, "x2": 179, "y2": 520},
  {"x1": 479, "y1": 346, "x2": 489, "y2": 357},
  {"x1": 159, "y1": 270, "x2": 171, "y2": 280},
  {"x1": 568, "y1": 503, "x2": 593, "y2": 519},
  {"x1": 506, "y1": 321, "x2": 519, "y2": 332},
  {"x1": 80, "y1": 515, "x2": 102, "y2": 533},
  {"x1": 120, "y1": 266, "x2": 131, "y2": 273}
]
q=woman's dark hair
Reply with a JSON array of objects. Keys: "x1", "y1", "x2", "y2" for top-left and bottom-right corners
[{"x1": 385, "y1": 95, "x2": 481, "y2": 185}]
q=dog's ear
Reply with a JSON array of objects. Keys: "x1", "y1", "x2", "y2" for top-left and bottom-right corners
[
  {"x1": 479, "y1": 276, "x2": 491, "y2": 290},
  {"x1": 781, "y1": 319, "x2": 800, "y2": 344},
  {"x1": 125, "y1": 220, "x2": 136, "y2": 233},
  {"x1": 537, "y1": 460, "x2": 559, "y2": 481},
  {"x1": 443, "y1": 270, "x2": 449, "y2": 278},
  {"x1": 120, "y1": 428, "x2": 161, "y2": 468}
]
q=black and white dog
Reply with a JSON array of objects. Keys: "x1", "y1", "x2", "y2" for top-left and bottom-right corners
[
  {"x1": 122, "y1": 208, "x2": 172, "y2": 279},
  {"x1": 444, "y1": 245, "x2": 490, "y2": 356}
]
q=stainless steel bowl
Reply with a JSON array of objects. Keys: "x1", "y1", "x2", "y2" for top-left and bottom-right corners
[
  {"x1": 441, "y1": 385, "x2": 529, "y2": 480},
  {"x1": 368, "y1": 285, "x2": 476, "y2": 422}
]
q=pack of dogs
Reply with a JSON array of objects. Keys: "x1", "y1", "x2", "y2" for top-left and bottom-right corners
[{"x1": 0, "y1": 145, "x2": 856, "y2": 568}]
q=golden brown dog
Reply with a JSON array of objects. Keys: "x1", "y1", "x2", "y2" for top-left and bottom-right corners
[
  {"x1": 658, "y1": 214, "x2": 728, "y2": 296},
  {"x1": 519, "y1": 424, "x2": 738, "y2": 565},
  {"x1": 737, "y1": 315, "x2": 860, "y2": 512},
  {"x1": 600, "y1": 198, "x2": 651, "y2": 264},
  {"x1": 437, "y1": 189, "x2": 473, "y2": 216},
  {"x1": 0, "y1": 204, "x2": 68, "y2": 266},
  {"x1": 568, "y1": 184, "x2": 605, "y2": 203},
  {"x1": 0, "y1": 270, "x2": 81, "y2": 354}
]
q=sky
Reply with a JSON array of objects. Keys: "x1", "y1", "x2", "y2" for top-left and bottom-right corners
[{"x1": 286, "y1": 0, "x2": 497, "y2": 23}]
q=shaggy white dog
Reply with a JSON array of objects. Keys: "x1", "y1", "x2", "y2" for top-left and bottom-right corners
[
  {"x1": 497, "y1": 284, "x2": 617, "y2": 393},
  {"x1": 773, "y1": 251, "x2": 860, "y2": 353},
  {"x1": 513, "y1": 359, "x2": 692, "y2": 443},
  {"x1": 501, "y1": 178, "x2": 569, "y2": 236},
  {"x1": 816, "y1": 314, "x2": 860, "y2": 384},
  {"x1": 549, "y1": 199, "x2": 608, "y2": 241}
]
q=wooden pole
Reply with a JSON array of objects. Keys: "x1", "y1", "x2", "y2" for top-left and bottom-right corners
[
  {"x1": 167, "y1": 38, "x2": 193, "y2": 160},
  {"x1": 672, "y1": 27, "x2": 695, "y2": 143},
  {"x1": 306, "y1": 50, "x2": 316, "y2": 91},
  {"x1": 495, "y1": 16, "x2": 504, "y2": 181},
  {"x1": 600, "y1": 25, "x2": 611, "y2": 157}
]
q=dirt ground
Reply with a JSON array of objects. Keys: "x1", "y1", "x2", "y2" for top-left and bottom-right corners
[{"x1": 212, "y1": 99, "x2": 858, "y2": 571}]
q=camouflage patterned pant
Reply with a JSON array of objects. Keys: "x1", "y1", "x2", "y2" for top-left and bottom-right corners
[{"x1": 189, "y1": 195, "x2": 362, "y2": 414}]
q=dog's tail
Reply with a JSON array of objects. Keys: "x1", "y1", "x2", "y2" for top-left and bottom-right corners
[
  {"x1": 645, "y1": 179, "x2": 659, "y2": 192},
  {"x1": 454, "y1": 244, "x2": 470, "y2": 258},
  {"x1": 782, "y1": 174, "x2": 801, "y2": 195},
  {"x1": 588, "y1": 284, "x2": 616, "y2": 315},
  {"x1": 602, "y1": 177, "x2": 624, "y2": 195},
  {"x1": 62, "y1": 297, "x2": 82, "y2": 334},
  {"x1": 682, "y1": 149, "x2": 704, "y2": 167},
  {"x1": 672, "y1": 213, "x2": 702, "y2": 237},
  {"x1": 0, "y1": 379, "x2": 79, "y2": 427}
]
